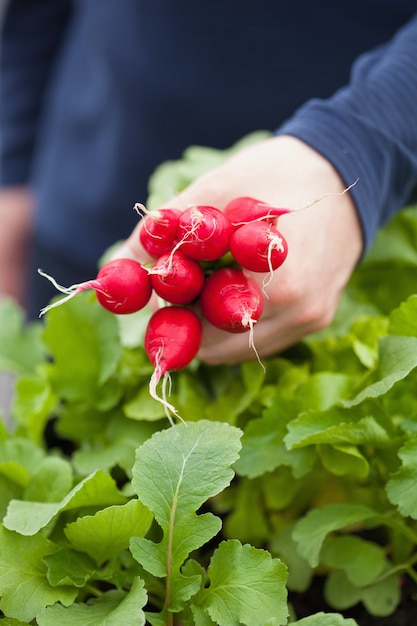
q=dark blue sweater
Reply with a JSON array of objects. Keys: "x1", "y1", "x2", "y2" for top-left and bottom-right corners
[{"x1": 1, "y1": 1, "x2": 417, "y2": 305}]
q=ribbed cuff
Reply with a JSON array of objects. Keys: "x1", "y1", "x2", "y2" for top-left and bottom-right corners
[{"x1": 275, "y1": 99, "x2": 417, "y2": 254}]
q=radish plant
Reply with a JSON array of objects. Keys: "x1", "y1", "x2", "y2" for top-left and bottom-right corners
[
  {"x1": 137, "y1": 205, "x2": 181, "y2": 258},
  {"x1": 4, "y1": 197, "x2": 417, "y2": 625},
  {"x1": 229, "y1": 220, "x2": 288, "y2": 273},
  {"x1": 38, "y1": 258, "x2": 152, "y2": 316},
  {"x1": 5, "y1": 137, "x2": 415, "y2": 626},
  {"x1": 150, "y1": 250, "x2": 205, "y2": 304},
  {"x1": 144, "y1": 305, "x2": 203, "y2": 423},
  {"x1": 199, "y1": 267, "x2": 263, "y2": 334},
  {"x1": 224, "y1": 195, "x2": 291, "y2": 228},
  {"x1": 174, "y1": 204, "x2": 234, "y2": 262}
]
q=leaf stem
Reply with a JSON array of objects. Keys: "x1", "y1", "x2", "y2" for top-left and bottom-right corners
[
  {"x1": 165, "y1": 454, "x2": 187, "y2": 615},
  {"x1": 406, "y1": 565, "x2": 417, "y2": 585},
  {"x1": 383, "y1": 514, "x2": 417, "y2": 545},
  {"x1": 84, "y1": 584, "x2": 103, "y2": 598}
]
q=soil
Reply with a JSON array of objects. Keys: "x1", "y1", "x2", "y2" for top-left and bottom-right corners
[{"x1": 289, "y1": 575, "x2": 417, "y2": 625}]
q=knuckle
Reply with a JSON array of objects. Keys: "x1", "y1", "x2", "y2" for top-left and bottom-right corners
[{"x1": 296, "y1": 299, "x2": 335, "y2": 331}]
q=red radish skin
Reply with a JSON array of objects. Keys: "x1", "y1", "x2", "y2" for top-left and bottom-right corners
[
  {"x1": 175, "y1": 205, "x2": 233, "y2": 262},
  {"x1": 200, "y1": 267, "x2": 263, "y2": 334},
  {"x1": 144, "y1": 305, "x2": 203, "y2": 423},
  {"x1": 224, "y1": 196, "x2": 291, "y2": 229},
  {"x1": 38, "y1": 258, "x2": 152, "y2": 316},
  {"x1": 138, "y1": 207, "x2": 181, "y2": 258},
  {"x1": 229, "y1": 221, "x2": 288, "y2": 273},
  {"x1": 150, "y1": 250, "x2": 205, "y2": 304}
]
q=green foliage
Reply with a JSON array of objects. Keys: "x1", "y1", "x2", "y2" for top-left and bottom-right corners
[
  {"x1": 2, "y1": 137, "x2": 417, "y2": 623},
  {"x1": 146, "y1": 130, "x2": 272, "y2": 210}
]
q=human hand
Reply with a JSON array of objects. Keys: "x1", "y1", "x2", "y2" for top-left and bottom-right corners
[
  {"x1": 117, "y1": 135, "x2": 363, "y2": 364},
  {"x1": 0, "y1": 186, "x2": 34, "y2": 308}
]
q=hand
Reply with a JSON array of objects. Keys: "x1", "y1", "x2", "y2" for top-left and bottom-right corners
[
  {"x1": 0, "y1": 186, "x2": 35, "y2": 308},
  {"x1": 117, "y1": 135, "x2": 363, "y2": 364}
]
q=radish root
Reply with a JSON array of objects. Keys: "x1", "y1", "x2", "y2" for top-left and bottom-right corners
[
  {"x1": 37, "y1": 269, "x2": 102, "y2": 317},
  {"x1": 241, "y1": 312, "x2": 265, "y2": 373},
  {"x1": 262, "y1": 233, "x2": 286, "y2": 297},
  {"x1": 148, "y1": 347, "x2": 186, "y2": 427},
  {"x1": 292, "y1": 179, "x2": 359, "y2": 213}
]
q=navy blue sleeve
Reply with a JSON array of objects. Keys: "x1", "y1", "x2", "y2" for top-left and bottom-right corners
[
  {"x1": 0, "y1": 0, "x2": 72, "y2": 185},
  {"x1": 276, "y1": 12, "x2": 417, "y2": 254}
]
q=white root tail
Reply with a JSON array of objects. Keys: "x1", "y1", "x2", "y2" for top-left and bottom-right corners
[
  {"x1": 261, "y1": 233, "x2": 286, "y2": 297},
  {"x1": 37, "y1": 269, "x2": 102, "y2": 317},
  {"x1": 148, "y1": 354, "x2": 186, "y2": 426},
  {"x1": 241, "y1": 313, "x2": 265, "y2": 374},
  {"x1": 293, "y1": 179, "x2": 359, "y2": 212}
]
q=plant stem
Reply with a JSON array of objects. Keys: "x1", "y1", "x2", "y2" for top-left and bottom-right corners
[
  {"x1": 383, "y1": 513, "x2": 417, "y2": 545},
  {"x1": 84, "y1": 584, "x2": 103, "y2": 598}
]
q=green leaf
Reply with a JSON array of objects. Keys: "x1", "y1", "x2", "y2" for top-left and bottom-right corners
[
  {"x1": 344, "y1": 335, "x2": 417, "y2": 406},
  {"x1": 42, "y1": 293, "x2": 122, "y2": 402},
  {"x1": 72, "y1": 440, "x2": 137, "y2": 476},
  {"x1": 224, "y1": 478, "x2": 269, "y2": 544},
  {"x1": 324, "y1": 568, "x2": 401, "y2": 616},
  {"x1": 204, "y1": 361, "x2": 265, "y2": 424},
  {"x1": 364, "y1": 205, "x2": 417, "y2": 266},
  {"x1": 295, "y1": 372, "x2": 354, "y2": 411},
  {"x1": 320, "y1": 535, "x2": 386, "y2": 586},
  {"x1": 0, "y1": 418, "x2": 8, "y2": 440},
  {"x1": 235, "y1": 395, "x2": 315, "y2": 479},
  {"x1": 261, "y1": 467, "x2": 302, "y2": 510},
  {"x1": 170, "y1": 369, "x2": 211, "y2": 423},
  {"x1": 0, "y1": 437, "x2": 45, "y2": 486},
  {"x1": 71, "y1": 417, "x2": 160, "y2": 476},
  {"x1": 65, "y1": 499, "x2": 153, "y2": 564},
  {"x1": 43, "y1": 547, "x2": 97, "y2": 587},
  {"x1": 36, "y1": 576, "x2": 147, "y2": 625},
  {"x1": 388, "y1": 294, "x2": 417, "y2": 337},
  {"x1": 24, "y1": 456, "x2": 73, "y2": 503},
  {"x1": 291, "y1": 613, "x2": 359, "y2": 625},
  {"x1": 11, "y1": 373, "x2": 58, "y2": 443},
  {"x1": 350, "y1": 315, "x2": 388, "y2": 369},
  {"x1": 0, "y1": 475, "x2": 23, "y2": 520},
  {"x1": 0, "y1": 525, "x2": 76, "y2": 622},
  {"x1": 146, "y1": 131, "x2": 271, "y2": 210},
  {"x1": 0, "y1": 438, "x2": 45, "y2": 487},
  {"x1": 130, "y1": 420, "x2": 242, "y2": 613},
  {"x1": 123, "y1": 384, "x2": 166, "y2": 421},
  {"x1": 0, "y1": 299, "x2": 44, "y2": 374},
  {"x1": 292, "y1": 503, "x2": 380, "y2": 567},
  {"x1": 195, "y1": 540, "x2": 288, "y2": 626},
  {"x1": 360, "y1": 572, "x2": 401, "y2": 616},
  {"x1": 3, "y1": 470, "x2": 127, "y2": 536},
  {"x1": 270, "y1": 524, "x2": 313, "y2": 593},
  {"x1": 317, "y1": 444, "x2": 369, "y2": 479},
  {"x1": 285, "y1": 408, "x2": 390, "y2": 450},
  {"x1": 386, "y1": 435, "x2": 417, "y2": 518}
]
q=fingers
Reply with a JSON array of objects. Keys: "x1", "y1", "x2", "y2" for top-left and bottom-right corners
[{"x1": 112, "y1": 135, "x2": 363, "y2": 366}]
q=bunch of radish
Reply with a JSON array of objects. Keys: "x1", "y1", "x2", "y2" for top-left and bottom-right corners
[{"x1": 39, "y1": 197, "x2": 290, "y2": 424}]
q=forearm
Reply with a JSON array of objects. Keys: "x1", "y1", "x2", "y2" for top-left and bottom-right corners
[{"x1": 276, "y1": 12, "x2": 417, "y2": 253}]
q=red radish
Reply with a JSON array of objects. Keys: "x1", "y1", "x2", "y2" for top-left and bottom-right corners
[
  {"x1": 200, "y1": 267, "x2": 263, "y2": 334},
  {"x1": 144, "y1": 305, "x2": 203, "y2": 423},
  {"x1": 38, "y1": 258, "x2": 152, "y2": 316},
  {"x1": 224, "y1": 196, "x2": 291, "y2": 229},
  {"x1": 229, "y1": 221, "x2": 288, "y2": 273},
  {"x1": 150, "y1": 250, "x2": 205, "y2": 304},
  {"x1": 175, "y1": 205, "x2": 233, "y2": 262},
  {"x1": 138, "y1": 206, "x2": 181, "y2": 258}
]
